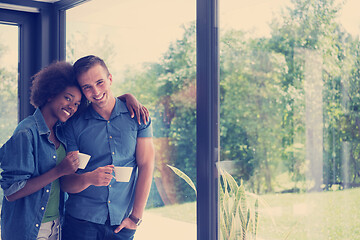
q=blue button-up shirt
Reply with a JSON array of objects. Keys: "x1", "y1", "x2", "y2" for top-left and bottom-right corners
[
  {"x1": 0, "y1": 108, "x2": 67, "y2": 240},
  {"x1": 64, "y1": 98, "x2": 152, "y2": 226}
]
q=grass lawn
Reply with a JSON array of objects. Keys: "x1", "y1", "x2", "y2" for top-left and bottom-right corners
[
  {"x1": 146, "y1": 201, "x2": 197, "y2": 224},
  {"x1": 146, "y1": 187, "x2": 360, "y2": 240}
]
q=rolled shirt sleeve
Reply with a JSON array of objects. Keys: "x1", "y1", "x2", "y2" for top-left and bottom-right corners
[
  {"x1": 137, "y1": 117, "x2": 153, "y2": 138},
  {"x1": 0, "y1": 129, "x2": 34, "y2": 196}
]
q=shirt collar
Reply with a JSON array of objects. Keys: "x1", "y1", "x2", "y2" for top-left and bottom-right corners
[
  {"x1": 33, "y1": 108, "x2": 50, "y2": 135},
  {"x1": 84, "y1": 98, "x2": 129, "y2": 120},
  {"x1": 113, "y1": 98, "x2": 129, "y2": 116}
]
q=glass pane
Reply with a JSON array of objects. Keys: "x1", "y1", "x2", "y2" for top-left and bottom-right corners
[
  {"x1": 0, "y1": 23, "x2": 18, "y2": 233},
  {"x1": 0, "y1": 24, "x2": 18, "y2": 147},
  {"x1": 66, "y1": 1, "x2": 196, "y2": 239},
  {"x1": 220, "y1": 0, "x2": 360, "y2": 239}
]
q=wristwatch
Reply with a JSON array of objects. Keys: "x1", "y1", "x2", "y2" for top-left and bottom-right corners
[{"x1": 129, "y1": 214, "x2": 142, "y2": 226}]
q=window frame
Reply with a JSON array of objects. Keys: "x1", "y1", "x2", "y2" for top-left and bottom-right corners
[
  {"x1": 196, "y1": 0, "x2": 219, "y2": 239},
  {"x1": 0, "y1": 8, "x2": 37, "y2": 120},
  {"x1": 0, "y1": 0, "x2": 75, "y2": 120}
]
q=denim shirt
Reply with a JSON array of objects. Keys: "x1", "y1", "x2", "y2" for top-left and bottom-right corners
[
  {"x1": 64, "y1": 98, "x2": 152, "y2": 226},
  {"x1": 0, "y1": 108, "x2": 67, "y2": 240}
]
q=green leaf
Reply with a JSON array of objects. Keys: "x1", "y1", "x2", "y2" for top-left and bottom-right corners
[
  {"x1": 254, "y1": 199, "x2": 259, "y2": 237},
  {"x1": 220, "y1": 168, "x2": 239, "y2": 196},
  {"x1": 220, "y1": 210, "x2": 228, "y2": 240},
  {"x1": 167, "y1": 164, "x2": 197, "y2": 195},
  {"x1": 239, "y1": 181, "x2": 248, "y2": 218}
]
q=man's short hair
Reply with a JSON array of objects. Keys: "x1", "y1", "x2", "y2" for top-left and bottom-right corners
[{"x1": 73, "y1": 55, "x2": 110, "y2": 79}]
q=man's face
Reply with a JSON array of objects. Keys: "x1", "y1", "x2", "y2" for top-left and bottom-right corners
[{"x1": 77, "y1": 64, "x2": 113, "y2": 110}]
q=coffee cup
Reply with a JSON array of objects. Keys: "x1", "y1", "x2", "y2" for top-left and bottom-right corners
[
  {"x1": 113, "y1": 166, "x2": 133, "y2": 182},
  {"x1": 78, "y1": 153, "x2": 91, "y2": 169}
]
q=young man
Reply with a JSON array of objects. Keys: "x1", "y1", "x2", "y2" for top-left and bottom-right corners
[{"x1": 60, "y1": 55, "x2": 155, "y2": 240}]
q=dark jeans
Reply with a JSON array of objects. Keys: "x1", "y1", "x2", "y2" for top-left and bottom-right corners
[{"x1": 62, "y1": 214, "x2": 136, "y2": 240}]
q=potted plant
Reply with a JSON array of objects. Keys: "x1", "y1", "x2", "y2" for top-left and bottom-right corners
[{"x1": 168, "y1": 165, "x2": 259, "y2": 240}]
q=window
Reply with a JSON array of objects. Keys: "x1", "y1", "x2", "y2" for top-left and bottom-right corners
[
  {"x1": 219, "y1": 0, "x2": 360, "y2": 239},
  {"x1": 0, "y1": 22, "x2": 18, "y2": 220},
  {"x1": 66, "y1": 1, "x2": 197, "y2": 239},
  {"x1": 0, "y1": 23, "x2": 18, "y2": 146}
]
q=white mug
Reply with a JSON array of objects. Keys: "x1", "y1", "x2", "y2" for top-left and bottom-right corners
[
  {"x1": 113, "y1": 166, "x2": 133, "y2": 182},
  {"x1": 78, "y1": 153, "x2": 91, "y2": 169}
]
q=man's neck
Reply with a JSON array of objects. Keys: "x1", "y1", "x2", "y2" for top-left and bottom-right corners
[{"x1": 92, "y1": 97, "x2": 116, "y2": 120}]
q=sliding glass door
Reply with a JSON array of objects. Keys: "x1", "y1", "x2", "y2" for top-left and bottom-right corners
[
  {"x1": 66, "y1": 1, "x2": 197, "y2": 239},
  {"x1": 219, "y1": 0, "x2": 360, "y2": 239}
]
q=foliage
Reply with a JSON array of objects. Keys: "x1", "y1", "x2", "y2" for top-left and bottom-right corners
[
  {"x1": 60, "y1": 0, "x2": 360, "y2": 197},
  {"x1": 0, "y1": 36, "x2": 18, "y2": 146},
  {"x1": 220, "y1": 32, "x2": 288, "y2": 192},
  {"x1": 0, "y1": 68, "x2": 17, "y2": 146},
  {"x1": 115, "y1": 0, "x2": 360, "y2": 195},
  {"x1": 168, "y1": 165, "x2": 259, "y2": 240},
  {"x1": 119, "y1": 23, "x2": 197, "y2": 202},
  {"x1": 219, "y1": 168, "x2": 259, "y2": 240},
  {"x1": 66, "y1": 31, "x2": 116, "y2": 70}
]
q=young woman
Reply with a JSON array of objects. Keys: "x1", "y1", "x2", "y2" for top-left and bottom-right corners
[{"x1": 0, "y1": 61, "x2": 147, "y2": 240}]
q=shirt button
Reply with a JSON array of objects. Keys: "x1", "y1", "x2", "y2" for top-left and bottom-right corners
[
  {"x1": 35, "y1": 224, "x2": 39, "y2": 227},
  {"x1": 53, "y1": 155, "x2": 56, "y2": 159},
  {"x1": 108, "y1": 121, "x2": 110, "y2": 123},
  {"x1": 46, "y1": 189, "x2": 50, "y2": 193},
  {"x1": 109, "y1": 136, "x2": 112, "y2": 139},
  {"x1": 108, "y1": 200, "x2": 111, "y2": 203},
  {"x1": 112, "y1": 152, "x2": 115, "y2": 155},
  {"x1": 109, "y1": 185, "x2": 112, "y2": 188},
  {"x1": 41, "y1": 207, "x2": 45, "y2": 210}
]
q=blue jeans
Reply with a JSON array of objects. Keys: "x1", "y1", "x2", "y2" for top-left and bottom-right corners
[{"x1": 62, "y1": 214, "x2": 136, "y2": 240}]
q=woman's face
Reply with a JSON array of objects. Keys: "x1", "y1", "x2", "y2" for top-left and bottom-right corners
[{"x1": 47, "y1": 86, "x2": 82, "y2": 122}]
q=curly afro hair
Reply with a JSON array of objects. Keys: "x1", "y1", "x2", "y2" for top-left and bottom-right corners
[{"x1": 30, "y1": 61, "x2": 80, "y2": 108}]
